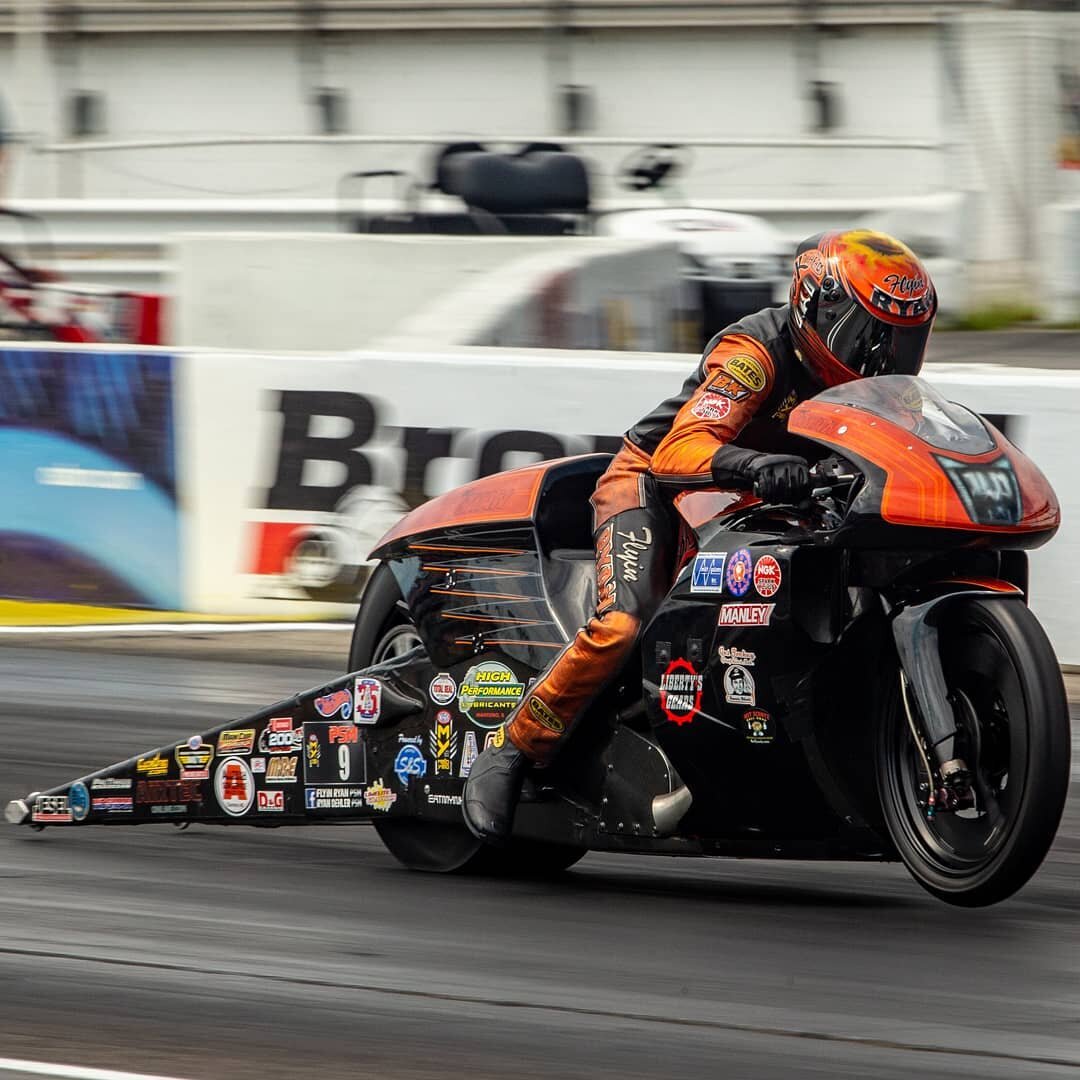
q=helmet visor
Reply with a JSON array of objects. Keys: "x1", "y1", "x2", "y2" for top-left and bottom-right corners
[{"x1": 818, "y1": 297, "x2": 932, "y2": 378}]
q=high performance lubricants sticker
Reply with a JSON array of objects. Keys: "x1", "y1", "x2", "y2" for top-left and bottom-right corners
[{"x1": 457, "y1": 661, "x2": 525, "y2": 728}]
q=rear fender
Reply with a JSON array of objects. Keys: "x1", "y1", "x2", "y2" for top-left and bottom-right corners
[{"x1": 889, "y1": 579, "x2": 1023, "y2": 765}]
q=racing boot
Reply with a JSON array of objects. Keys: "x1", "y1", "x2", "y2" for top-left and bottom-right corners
[{"x1": 462, "y1": 736, "x2": 526, "y2": 844}]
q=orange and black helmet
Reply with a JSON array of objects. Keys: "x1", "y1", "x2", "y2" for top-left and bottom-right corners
[{"x1": 789, "y1": 229, "x2": 937, "y2": 387}]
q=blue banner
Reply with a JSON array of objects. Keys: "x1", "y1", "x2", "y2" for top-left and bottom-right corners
[{"x1": 0, "y1": 349, "x2": 181, "y2": 609}]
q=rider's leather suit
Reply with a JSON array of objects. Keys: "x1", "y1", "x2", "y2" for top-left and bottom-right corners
[{"x1": 506, "y1": 304, "x2": 822, "y2": 762}]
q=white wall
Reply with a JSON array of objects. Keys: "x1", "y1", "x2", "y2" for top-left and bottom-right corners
[{"x1": 172, "y1": 233, "x2": 689, "y2": 352}]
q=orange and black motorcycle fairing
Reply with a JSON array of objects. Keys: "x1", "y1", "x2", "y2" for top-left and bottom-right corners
[{"x1": 6, "y1": 376, "x2": 1069, "y2": 907}]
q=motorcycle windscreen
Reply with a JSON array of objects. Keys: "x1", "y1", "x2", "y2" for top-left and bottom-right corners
[{"x1": 789, "y1": 375, "x2": 1059, "y2": 533}]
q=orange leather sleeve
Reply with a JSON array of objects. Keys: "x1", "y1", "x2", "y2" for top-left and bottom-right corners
[{"x1": 649, "y1": 336, "x2": 776, "y2": 483}]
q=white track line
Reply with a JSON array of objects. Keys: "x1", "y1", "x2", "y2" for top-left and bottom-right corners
[
  {"x1": 0, "y1": 1058, "x2": 191, "y2": 1080},
  {"x1": 0, "y1": 621, "x2": 351, "y2": 636}
]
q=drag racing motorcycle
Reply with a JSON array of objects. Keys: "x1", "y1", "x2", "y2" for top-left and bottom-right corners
[{"x1": 6, "y1": 375, "x2": 1068, "y2": 907}]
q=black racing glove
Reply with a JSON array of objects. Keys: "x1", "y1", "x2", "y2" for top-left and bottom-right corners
[{"x1": 710, "y1": 446, "x2": 811, "y2": 503}]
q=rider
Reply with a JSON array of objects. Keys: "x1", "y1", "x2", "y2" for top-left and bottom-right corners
[{"x1": 463, "y1": 229, "x2": 938, "y2": 843}]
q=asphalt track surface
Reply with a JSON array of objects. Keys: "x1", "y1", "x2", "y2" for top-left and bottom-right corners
[
  {"x1": 926, "y1": 330, "x2": 1080, "y2": 369},
  {"x1": 2, "y1": 631, "x2": 1080, "y2": 1080}
]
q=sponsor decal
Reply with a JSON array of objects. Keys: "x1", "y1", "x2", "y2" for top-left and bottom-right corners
[
  {"x1": 704, "y1": 372, "x2": 751, "y2": 402},
  {"x1": 258, "y1": 718, "x2": 302, "y2": 755},
  {"x1": 305, "y1": 786, "x2": 365, "y2": 811},
  {"x1": 691, "y1": 392, "x2": 732, "y2": 422},
  {"x1": 394, "y1": 744, "x2": 427, "y2": 786},
  {"x1": 717, "y1": 603, "x2": 775, "y2": 627},
  {"x1": 364, "y1": 778, "x2": 397, "y2": 812},
  {"x1": 484, "y1": 727, "x2": 506, "y2": 751},
  {"x1": 691, "y1": 552, "x2": 727, "y2": 593},
  {"x1": 869, "y1": 285, "x2": 933, "y2": 318},
  {"x1": 717, "y1": 646, "x2": 756, "y2": 666},
  {"x1": 595, "y1": 522, "x2": 616, "y2": 614},
  {"x1": 306, "y1": 732, "x2": 321, "y2": 771},
  {"x1": 303, "y1": 722, "x2": 366, "y2": 785},
  {"x1": 257, "y1": 789, "x2": 285, "y2": 812},
  {"x1": 266, "y1": 756, "x2": 298, "y2": 783},
  {"x1": 427, "y1": 792, "x2": 463, "y2": 807},
  {"x1": 251, "y1": 757, "x2": 266, "y2": 774},
  {"x1": 723, "y1": 354, "x2": 768, "y2": 392},
  {"x1": 725, "y1": 549, "x2": 753, "y2": 597},
  {"x1": 430, "y1": 710, "x2": 459, "y2": 774},
  {"x1": 723, "y1": 665, "x2": 755, "y2": 706},
  {"x1": 615, "y1": 526, "x2": 652, "y2": 584},
  {"x1": 354, "y1": 677, "x2": 382, "y2": 724},
  {"x1": 771, "y1": 390, "x2": 798, "y2": 423},
  {"x1": 90, "y1": 777, "x2": 132, "y2": 791},
  {"x1": 314, "y1": 688, "x2": 352, "y2": 719},
  {"x1": 136, "y1": 753, "x2": 169, "y2": 778},
  {"x1": 743, "y1": 708, "x2": 774, "y2": 745},
  {"x1": 136, "y1": 779, "x2": 202, "y2": 805},
  {"x1": 429, "y1": 673, "x2": 457, "y2": 706},
  {"x1": 753, "y1": 555, "x2": 782, "y2": 598},
  {"x1": 68, "y1": 782, "x2": 90, "y2": 823},
  {"x1": 659, "y1": 659, "x2": 703, "y2": 726},
  {"x1": 91, "y1": 796, "x2": 133, "y2": 812},
  {"x1": 217, "y1": 729, "x2": 254, "y2": 755},
  {"x1": 938, "y1": 456, "x2": 1022, "y2": 527},
  {"x1": 398, "y1": 733, "x2": 422, "y2": 745},
  {"x1": 32, "y1": 794, "x2": 72, "y2": 823},
  {"x1": 527, "y1": 695, "x2": 564, "y2": 734},
  {"x1": 214, "y1": 757, "x2": 255, "y2": 817},
  {"x1": 458, "y1": 662, "x2": 525, "y2": 728},
  {"x1": 175, "y1": 735, "x2": 214, "y2": 781},
  {"x1": 151, "y1": 804, "x2": 187, "y2": 816},
  {"x1": 460, "y1": 730, "x2": 479, "y2": 778}
]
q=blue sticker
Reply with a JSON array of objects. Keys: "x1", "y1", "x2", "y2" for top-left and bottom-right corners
[
  {"x1": 68, "y1": 781, "x2": 90, "y2": 823},
  {"x1": 690, "y1": 553, "x2": 727, "y2": 593},
  {"x1": 305, "y1": 788, "x2": 317, "y2": 810},
  {"x1": 394, "y1": 744, "x2": 427, "y2": 787},
  {"x1": 725, "y1": 549, "x2": 753, "y2": 597}
]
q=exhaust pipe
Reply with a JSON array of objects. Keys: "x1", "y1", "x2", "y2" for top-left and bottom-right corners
[{"x1": 652, "y1": 785, "x2": 692, "y2": 836}]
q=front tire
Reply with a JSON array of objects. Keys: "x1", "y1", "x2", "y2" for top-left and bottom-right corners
[
  {"x1": 877, "y1": 597, "x2": 1070, "y2": 907},
  {"x1": 353, "y1": 565, "x2": 586, "y2": 876}
]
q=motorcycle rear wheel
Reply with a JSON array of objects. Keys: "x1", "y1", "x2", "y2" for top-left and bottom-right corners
[
  {"x1": 876, "y1": 597, "x2": 1069, "y2": 907},
  {"x1": 351, "y1": 564, "x2": 586, "y2": 876}
]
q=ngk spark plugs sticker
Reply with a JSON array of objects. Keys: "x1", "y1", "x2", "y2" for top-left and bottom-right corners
[
  {"x1": 458, "y1": 662, "x2": 524, "y2": 728},
  {"x1": 753, "y1": 555, "x2": 782, "y2": 598},
  {"x1": 215, "y1": 757, "x2": 255, "y2": 817},
  {"x1": 659, "y1": 659, "x2": 703, "y2": 726},
  {"x1": 303, "y1": 722, "x2": 365, "y2": 786}
]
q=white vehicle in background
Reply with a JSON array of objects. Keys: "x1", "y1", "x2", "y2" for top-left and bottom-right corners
[{"x1": 595, "y1": 206, "x2": 790, "y2": 327}]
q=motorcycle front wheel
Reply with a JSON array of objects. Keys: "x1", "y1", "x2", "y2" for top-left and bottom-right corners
[{"x1": 876, "y1": 596, "x2": 1070, "y2": 907}]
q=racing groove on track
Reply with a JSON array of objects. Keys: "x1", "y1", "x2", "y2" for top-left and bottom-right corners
[{"x1": 1, "y1": 636, "x2": 1079, "y2": 1080}]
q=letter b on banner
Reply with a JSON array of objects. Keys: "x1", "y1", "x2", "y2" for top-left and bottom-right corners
[{"x1": 265, "y1": 390, "x2": 376, "y2": 511}]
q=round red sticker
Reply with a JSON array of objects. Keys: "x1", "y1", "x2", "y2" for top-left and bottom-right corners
[{"x1": 753, "y1": 555, "x2": 782, "y2": 598}]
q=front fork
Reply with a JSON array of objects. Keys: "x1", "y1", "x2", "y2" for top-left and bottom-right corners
[{"x1": 889, "y1": 586, "x2": 1022, "y2": 814}]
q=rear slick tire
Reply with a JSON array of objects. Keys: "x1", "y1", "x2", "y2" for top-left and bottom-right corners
[
  {"x1": 876, "y1": 597, "x2": 1070, "y2": 907},
  {"x1": 352, "y1": 565, "x2": 586, "y2": 877}
]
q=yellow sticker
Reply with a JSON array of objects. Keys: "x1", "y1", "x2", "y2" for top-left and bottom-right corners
[
  {"x1": 723, "y1": 355, "x2": 768, "y2": 393},
  {"x1": 528, "y1": 696, "x2": 565, "y2": 734}
]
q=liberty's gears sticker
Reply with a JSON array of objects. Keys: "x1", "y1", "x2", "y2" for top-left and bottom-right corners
[{"x1": 659, "y1": 659, "x2": 703, "y2": 726}]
